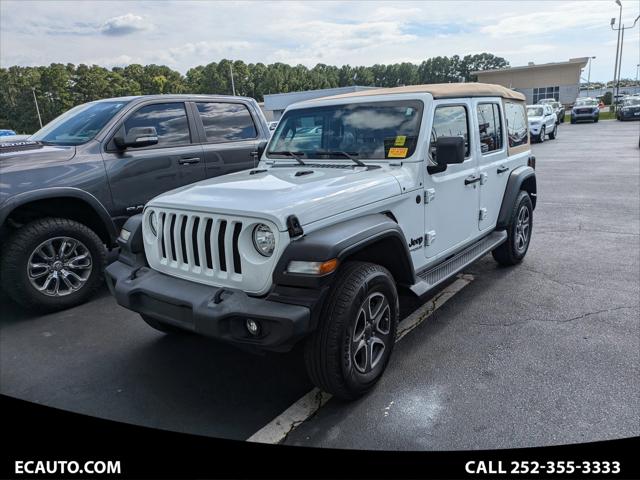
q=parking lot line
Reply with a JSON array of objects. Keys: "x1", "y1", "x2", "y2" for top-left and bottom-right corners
[{"x1": 246, "y1": 273, "x2": 474, "y2": 444}]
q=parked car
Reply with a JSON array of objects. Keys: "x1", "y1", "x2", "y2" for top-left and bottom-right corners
[
  {"x1": 527, "y1": 104, "x2": 557, "y2": 142},
  {"x1": 106, "y1": 83, "x2": 537, "y2": 400},
  {"x1": 616, "y1": 97, "x2": 640, "y2": 121},
  {"x1": 0, "y1": 134, "x2": 31, "y2": 142},
  {"x1": 0, "y1": 94, "x2": 270, "y2": 312},
  {"x1": 571, "y1": 98, "x2": 599, "y2": 123},
  {"x1": 0, "y1": 129, "x2": 17, "y2": 137},
  {"x1": 538, "y1": 98, "x2": 564, "y2": 123}
]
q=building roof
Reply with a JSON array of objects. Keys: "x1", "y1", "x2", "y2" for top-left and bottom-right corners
[
  {"x1": 471, "y1": 57, "x2": 589, "y2": 76},
  {"x1": 310, "y1": 82, "x2": 526, "y2": 102}
]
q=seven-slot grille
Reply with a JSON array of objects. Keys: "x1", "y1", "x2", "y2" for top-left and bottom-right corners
[{"x1": 153, "y1": 211, "x2": 244, "y2": 278}]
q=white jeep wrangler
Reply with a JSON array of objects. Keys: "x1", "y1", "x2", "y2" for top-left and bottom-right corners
[{"x1": 106, "y1": 83, "x2": 536, "y2": 400}]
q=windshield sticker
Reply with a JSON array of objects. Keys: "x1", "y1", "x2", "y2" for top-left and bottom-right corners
[
  {"x1": 394, "y1": 135, "x2": 406, "y2": 146},
  {"x1": 388, "y1": 147, "x2": 408, "y2": 158}
]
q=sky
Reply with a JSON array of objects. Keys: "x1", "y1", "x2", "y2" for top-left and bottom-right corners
[{"x1": 1, "y1": 0, "x2": 639, "y2": 82}]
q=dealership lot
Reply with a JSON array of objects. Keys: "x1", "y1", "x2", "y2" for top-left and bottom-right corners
[{"x1": 1, "y1": 121, "x2": 638, "y2": 447}]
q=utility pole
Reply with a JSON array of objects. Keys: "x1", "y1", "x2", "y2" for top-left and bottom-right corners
[
  {"x1": 229, "y1": 62, "x2": 236, "y2": 96},
  {"x1": 587, "y1": 56, "x2": 596, "y2": 96},
  {"x1": 32, "y1": 87, "x2": 43, "y2": 129},
  {"x1": 610, "y1": 1, "x2": 640, "y2": 110}
]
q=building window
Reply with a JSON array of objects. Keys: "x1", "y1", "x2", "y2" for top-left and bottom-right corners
[{"x1": 533, "y1": 86, "x2": 560, "y2": 104}]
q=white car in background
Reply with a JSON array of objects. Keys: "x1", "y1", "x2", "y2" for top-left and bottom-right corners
[{"x1": 527, "y1": 104, "x2": 557, "y2": 143}]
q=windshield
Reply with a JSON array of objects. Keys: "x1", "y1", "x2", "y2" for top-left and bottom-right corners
[
  {"x1": 575, "y1": 99, "x2": 597, "y2": 107},
  {"x1": 623, "y1": 98, "x2": 640, "y2": 106},
  {"x1": 527, "y1": 107, "x2": 544, "y2": 117},
  {"x1": 30, "y1": 100, "x2": 129, "y2": 146},
  {"x1": 266, "y1": 100, "x2": 423, "y2": 161}
]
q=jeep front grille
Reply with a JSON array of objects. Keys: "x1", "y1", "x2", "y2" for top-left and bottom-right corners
[
  {"x1": 142, "y1": 208, "x2": 285, "y2": 295},
  {"x1": 155, "y1": 211, "x2": 243, "y2": 275}
]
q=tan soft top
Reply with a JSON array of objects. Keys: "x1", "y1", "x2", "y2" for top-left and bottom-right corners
[{"x1": 311, "y1": 82, "x2": 525, "y2": 102}]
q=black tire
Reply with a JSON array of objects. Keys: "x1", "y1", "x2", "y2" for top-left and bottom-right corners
[
  {"x1": 571, "y1": 118, "x2": 576, "y2": 124},
  {"x1": 594, "y1": 117, "x2": 599, "y2": 123},
  {"x1": 0, "y1": 217, "x2": 106, "y2": 312},
  {"x1": 538, "y1": 126, "x2": 545, "y2": 143},
  {"x1": 492, "y1": 191, "x2": 533, "y2": 266},
  {"x1": 140, "y1": 314, "x2": 187, "y2": 334},
  {"x1": 304, "y1": 261, "x2": 399, "y2": 400},
  {"x1": 548, "y1": 123, "x2": 557, "y2": 140}
]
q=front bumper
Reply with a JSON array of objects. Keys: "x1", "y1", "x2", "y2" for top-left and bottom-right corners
[
  {"x1": 105, "y1": 260, "x2": 313, "y2": 352},
  {"x1": 619, "y1": 109, "x2": 640, "y2": 120},
  {"x1": 572, "y1": 110, "x2": 599, "y2": 121}
]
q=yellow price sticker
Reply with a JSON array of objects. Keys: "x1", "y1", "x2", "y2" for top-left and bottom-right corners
[{"x1": 388, "y1": 147, "x2": 408, "y2": 158}]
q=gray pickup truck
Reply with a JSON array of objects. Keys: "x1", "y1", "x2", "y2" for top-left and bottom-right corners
[{"x1": 0, "y1": 94, "x2": 270, "y2": 312}]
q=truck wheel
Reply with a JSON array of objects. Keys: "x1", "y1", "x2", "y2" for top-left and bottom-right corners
[
  {"x1": 304, "y1": 262, "x2": 398, "y2": 400},
  {"x1": 538, "y1": 126, "x2": 545, "y2": 143},
  {"x1": 594, "y1": 117, "x2": 599, "y2": 123},
  {"x1": 570, "y1": 118, "x2": 576, "y2": 124},
  {"x1": 0, "y1": 218, "x2": 106, "y2": 312},
  {"x1": 140, "y1": 314, "x2": 187, "y2": 334},
  {"x1": 548, "y1": 123, "x2": 557, "y2": 140},
  {"x1": 492, "y1": 191, "x2": 533, "y2": 266}
]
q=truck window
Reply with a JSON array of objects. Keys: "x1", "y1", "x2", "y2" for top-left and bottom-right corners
[
  {"x1": 124, "y1": 103, "x2": 191, "y2": 147},
  {"x1": 430, "y1": 105, "x2": 470, "y2": 164},
  {"x1": 196, "y1": 102, "x2": 258, "y2": 143},
  {"x1": 477, "y1": 103, "x2": 503, "y2": 153},
  {"x1": 504, "y1": 102, "x2": 528, "y2": 148}
]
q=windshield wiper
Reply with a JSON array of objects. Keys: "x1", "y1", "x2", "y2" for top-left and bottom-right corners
[
  {"x1": 313, "y1": 150, "x2": 366, "y2": 167},
  {"x1": 268, "y1": 150, "x2": 306, "y2": 165}
]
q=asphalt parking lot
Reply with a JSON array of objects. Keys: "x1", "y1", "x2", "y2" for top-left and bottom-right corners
[{"x1": 1, "y1": 120, "x2": 639, "y2": 448}]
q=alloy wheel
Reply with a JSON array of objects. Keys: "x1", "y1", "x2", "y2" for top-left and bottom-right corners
[
  {"x1": 515, "y1": 205, "x2": 531, "y2": 253},
  {"x1": 351, "y1": 291, "x2": 392, "y2": 374}
]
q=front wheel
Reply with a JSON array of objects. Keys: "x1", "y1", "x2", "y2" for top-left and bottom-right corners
[
  {"x1": 492, "y1": 191, "x2": 533, "y2": 266},
  {"x1": 538, "y1": 126, "x2": 545, "y2": 143},
  {"x1": 594, "y1": 117, "x2": 599, "y2": 123},
  {"x1": 0, "y1": 217, "x2": 106, "y2": 312},
  {"x1": 304, "y1": 262, "x2": 399, "y2": 400},
  {"x1": 548, "y1": 123, "x2": 557, "y2": 140}
]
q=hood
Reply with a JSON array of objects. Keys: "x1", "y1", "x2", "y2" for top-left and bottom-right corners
[
  {"x1": 527, "y1": 115, "x2": 543, "y2": 122},
  {"x1": 149, "y1": 164, "x2": 402, "y2": 231},
  {"x1": 0, "y1": 142, "x2": 76, "y2": 171}
]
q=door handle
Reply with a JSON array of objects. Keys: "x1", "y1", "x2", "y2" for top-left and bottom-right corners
[
  {"x1": 178, "y1": 157, "x2": 201, "y2": 165},
  {"x1": 497, "y1": 165, "x2": 509, "y2": 174},
  {"x1": 464, "y1": 175, "x2": 481, "y2": 185}
]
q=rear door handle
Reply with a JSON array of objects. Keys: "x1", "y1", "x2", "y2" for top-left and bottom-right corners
[
  {"x1": 464, "y1": 175, "x2": 481, "y2": 185},
  {"x1": 178, "y1": 157, "x2": 201, "y2": 165},
  {"x1": 497, "y1": 165, "x2": 509, "y2": 174}
]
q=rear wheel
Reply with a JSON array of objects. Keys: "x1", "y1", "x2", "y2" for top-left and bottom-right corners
[
  {"x1": 492, "y1": 191, "x2": 533, "y2": 266},
  {"x1": 304, "y1": 262, "x2": 398, "y2": 400},
  {"x1": 0, "y1": 218, "x2": 106, "y2": 312}
]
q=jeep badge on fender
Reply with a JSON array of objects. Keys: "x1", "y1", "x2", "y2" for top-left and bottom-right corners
[{"x1": 106, "y1": 83, "x2": 536, "y2": 400}]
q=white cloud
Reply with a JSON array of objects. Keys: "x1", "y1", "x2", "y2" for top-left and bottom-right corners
[{"x1": 100, "y1": 13, "x2": 151, "y2": 36}]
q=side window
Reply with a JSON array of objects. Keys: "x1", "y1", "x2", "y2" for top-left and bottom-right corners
[
  {"x1": 124, "y1": 103, "x2": 191, "y2": 147},
  {"x1": 504, "y1": 102, "x2": 528, "y2": 148},
  {"x1": 430, "y1": 105, "x2": 470, "y2": 164},
  {"x1": 196, "y1": 102, "x2": 258, "y2": 143},
  {"x1": 476, "y1": 103, "x2": 503, "y2": 153}
]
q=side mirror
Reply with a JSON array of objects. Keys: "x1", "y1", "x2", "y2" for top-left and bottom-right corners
[
  {"x1": 427, "y1": 136, "x2": 465, "y2": 174},
  {"x1": 114, "y1": 126, "x2": 158, "y2": 149}
]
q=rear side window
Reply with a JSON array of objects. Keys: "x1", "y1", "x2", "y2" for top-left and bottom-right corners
[
  {"x1": 196, "y1": 102, "x2": 257, "y2": 143},
  {"x1": 124, "y1": 103, "x2": 191, "y2": 147},
  {"x1": 504, "y1": 102, "x2": 528, "y2": 148},
  {"x1": 430, "y1": 105, "x2": 470, "y2": 163},
  {"x1": 476, "y1": 103, "x2": 503, "y2": 153}
]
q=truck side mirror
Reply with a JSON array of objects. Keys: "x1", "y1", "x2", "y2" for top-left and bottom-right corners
[
  {"x1": 427, "y1": 136, "x2": 465, "y2": 174},
  {"x1": 114, "y1": 126, "x2": 159, "y2": 149}
]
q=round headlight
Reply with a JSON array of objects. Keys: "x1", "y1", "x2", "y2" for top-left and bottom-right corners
[
  {"x1": 148, "y1": 210, "x2": 158, "y2": 236},
  {"x1": 253, "y1": 224, "x2": 275, "y2": 257}
]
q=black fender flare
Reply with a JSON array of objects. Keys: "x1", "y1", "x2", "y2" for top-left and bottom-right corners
[
  {"x1": 496, "y1": 166, "x2": 537, "y2": 228},
  {"x1": 272, "y1": 213, "x2": 415, "y2": 289},
  {"x1": 0, "y1": 187, "x2": 118, "y2": 243}
]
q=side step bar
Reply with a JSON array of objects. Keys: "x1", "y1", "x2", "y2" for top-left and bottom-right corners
[{"x1": 410, "y1": 231, "x2": 507, "y2": 296}]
